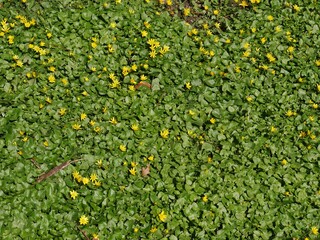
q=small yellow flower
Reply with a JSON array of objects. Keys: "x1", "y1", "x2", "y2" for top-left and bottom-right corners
[
  {"x1": 129, "y1": 167, "x2": 136, "y2": 175},
  {"x1": 270, "y1": 126, "x2": 277, "y2": 133},
  {"x1": 70, "y1": 190, "x2": 78, "y2": 200},
  {"x1": 210, "y1": 118, "x2": 216, "y2": 124},
  {"x1": 43, "y1": 141, "x2": 49, "y2": 147},
  {"x1": 96, "y1": 159, "x2": 103, "y2": 168},
  {"x1": 185, "y1": 82, "x2": 191, "y2": 90},
  {"x1": 131, "y1": 123, "x2": 139, "y2": 131},
  {"x1": 119, "y1": 144, "x2": 126, "y2": 152},
  {"x1": 213, "y1": 9, "x2": 219, "y2": 15},
  {"x1": 160, "y1": 129, "x2": 169, "y2": 139},
  {"x1": 246, "y1": 96, "x2": 253, "y2": 102},
  {"x1": 94, "y1": 181, "x2": 101, "y2": 187},
  {"x1": 82, "y1": 177, "x2": 89, "y2": 185},
  {"x1": 80, "y1": 113, "x2": 87, "y2": 120},
  {"x1": 311, "y1": 226, "x2": 319, "y2": 235},
  {"x1": 141, "y1": 30, "x2": 148, "y2": 37},
  {"x1": 58, "y1": 108, "x2": 66, "y2": 116},
  {"x1": 79, "y1": 215, "x2": 89, "y2": 225},
  {"x1": 202, "y1": 195, "x2": 208, "y2": 202},
  {"x1": 150, "y1": 227, "x2": 157, "y2": 233},
  {"x1": 158, "y1": 211, "x2": 167, "y2": 222},
  {"x1": 148, "y1": 155, "x2": 154, "y2": 161},
  {"x1": 90, "y1": 173, "x2": 98, "y2": 182},
  {"x1": 293, "y1": 4, "x2": 300, "y2": 11},
  {"x1": 281, "y1": 159, "x2": 288, "y2": 165},
  {"x1": 72, "y1": 123, "x2": 81, "y2": 130},
  {"x1": 48, "y1": 75, "x2": 55, "y2": 83},
  {"x1": 92, "y1": 233, "x2": 99, "y2": 240},
  {"x1": 140, "y1": 75, "x2": 147, "y2": 81},
  {"x1": 267, "y1": 15, "x2": 274, "y2": 21},
  {"x1": 134, "y1": 227, "x2": 139, "y2": 233},
  {"x1": 72, "y1": 171, "x2": 80, "y2": 179},
  {"x1": 109, "y1": 117, "x2": 118, "y2": 125}
]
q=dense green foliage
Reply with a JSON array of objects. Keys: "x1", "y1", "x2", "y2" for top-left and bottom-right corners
[{"x1": 0, "y1": 0, "x2": 320, "y2": 239}]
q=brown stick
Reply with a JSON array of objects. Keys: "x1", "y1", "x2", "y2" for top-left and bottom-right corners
[
  {"x1": 29, "y1": 158, "x2": 41, "y2": 169},
  {"x1": 35, "y1": 159, "x2": 80, "y2": 183},
  {"x1": 135, "y1": 81, "x2": 152, "y2": 90},
  {"x1": 77, "y1": 226, "x2": 90, "y2": 240}
]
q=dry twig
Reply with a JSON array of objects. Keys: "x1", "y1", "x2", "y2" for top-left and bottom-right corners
[{"x1": 35, "y1": 159, "x2": 80, "y2": 184}]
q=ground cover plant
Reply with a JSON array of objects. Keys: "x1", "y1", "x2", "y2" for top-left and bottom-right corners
[{"x1": 0, "y1": 0, "x2": 320, "y2": 239}]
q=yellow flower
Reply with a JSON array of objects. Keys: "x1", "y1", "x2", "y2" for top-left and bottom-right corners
[
  {"x1": 58, "y1": 108, "x2": 66, "y2": 116},
  {"x1": 48, "y1": 75, "x2": 55, "y2": 83},
  {"x1": 109, "y1": 117, "x2": 118, "y2": 125},
  {"x1": 210, "y1": 118, "x2": 216, "y2": 124},
  {"x1": 61, "y1": 78, "x2": 68, "y2": 85},
  {"x1": 72, "y1": 123, "x2": 81, "y2": 130},
  {"x1": 316, "y1": 60, "x2": 320, "y2": 66},
  {"x1": 94, "y1": 181, "x2": 101, "y2": 187},
  {"x1": 140, "y1": 75, "x2": 147, "y2": 81},
  {"x1": 82, "y1": 177, "x2": 89, "y2": 185},
  {"x1": 261, "y1": 37, "x2": 266, "y2": 44},
  {"x1": 72, "y1": 171, "x2": 81, "y2": 179},
  {"x1": 48, "y1": 66, "x2": 55, "y2": 72},
  {"x1": 149, "y1": 50, "x2": 156, "y2": 58},
  {"x1": 184, "y1": 8, "x2": 190, "y2": 16},
  {"x1": 160, "y1": 129, "x2": 169, "y2": 139},
  {"x1": 311, "y1": 226, "x2": 318, "y2": 235},
  {"x1": 43, "y1": 141, "x2": 49, "y2": 147},
  {"x1": 70, "y1": 190, "x2": 78, "y2": 200},
  {"x1": 96, "y1": 159, "x2": 103, "y2": 168},
  {"x1": 213, "y1": 9, "x2": 219, "y2": 15},
  {"x1": 16, "y1": 60, "x2": 23, "y2": 67},
  {"x1": 80, "y1": 113, "x2": 87, "y2": 120},
  {"x1": 79, "y1": 215, "x2": 89, "y2": 225},
  {"x1": 287, "y1": 46, "x2": 295, "y2": 53},
  {"x1": 141, "y1": 30, "x2": 148, "y2": 37},
  {"x1": 92, "y1": 233, "x2": 99, "y2": 240},
  {"x1": 267, "y1": 15, "x2": 274, "y2": 21},
  {"x1": 129, "y1": 167, "x2": 136, "y2": 175},
  {"x1": 293, "y1": 4, "x2": 300, "y2": 11},
  {"x1": 131, "y1": 123, "x2": 139, "y2": 131},
  {"x1": 312, "y1": 103, "x2": 318, "y2": 109},
  {"x1": 185, "y1": 82, "x2": 191, "y2": 90},
  {"x1": 202, "y1": 195, "x2": 208, "y2": 202},
  {"x1": 281, "y1": 159, "x2": 288, "y2": 165},
  {"x1": 119, "y1": 144, "x2": 126, "y2": 152},
  {"x1": 246, "y1": 96, "x2": 253, "y2": 102},
  {"x1": 150, "y1": 227, "x2": 157, "y2": 233},
  {"x1": 270, "y1": 126, "x2": 277, "y2": 133},
  {"x1": 90, "y1": 173, "x2": 98, "y2": 182},
  {"x1": 148, "y1": 155, "x2": 154, "y2": 161},
  {"x1": 94, "y1": 126, "x2": 101, "y2": 133},
  {"x1": 158, "y1": 211, "x2": 167, "y2": 222},
  {"x1": 134, "y1": 228, "x2": 139, "y2": 233}
]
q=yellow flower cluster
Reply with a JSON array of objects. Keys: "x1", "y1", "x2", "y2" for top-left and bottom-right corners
[
  {"x1": 72, "y1": 171, "x2": 101, "y2": 187},
  {"x1": 109, "y1": 73, "x2": 120, "y2": 88},
  {"x1": 28, "y1": 43, "x2": 48, "y2": 56},
  {"x1": 16, "y1": 15, "x2": 36, "y2": 28}
]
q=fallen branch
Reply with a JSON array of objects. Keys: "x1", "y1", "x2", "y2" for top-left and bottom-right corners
[
  {"x1": 29, "y1": 158, "x2": 41, "y2": 169},
  {"x1": 77, "y1": 226, "x2": 90, "y2": 240},
  {"x1": 35, "y1": 159, "x2": 80, "y2": 184}
]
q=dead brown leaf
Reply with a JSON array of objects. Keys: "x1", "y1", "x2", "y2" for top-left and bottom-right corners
[{"x1": 141, "y1": 164, "x2": 150, "y2": 177}]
